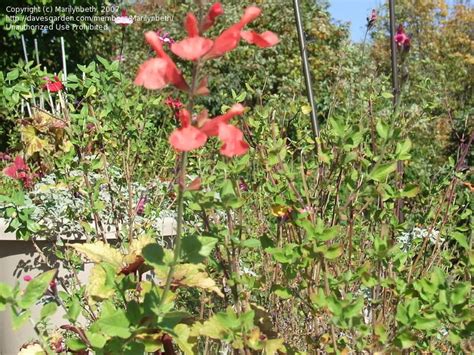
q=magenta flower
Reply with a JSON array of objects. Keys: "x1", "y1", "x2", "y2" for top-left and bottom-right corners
[
  {"x1": 135, "y1": 196, "x2": 147, "y2": 216},
  {"x1": 395, "y1": 25, "x2": 410, "y2": 48},
  {"x1": 23, "y1": 275, "x2": 32, "y2": 282},
  {"x1": 156, "y1": 29, "x2": 175, "y2": 46},
  {"x1": 114, "y1": 9, "x2": 133, "y2": 26}
]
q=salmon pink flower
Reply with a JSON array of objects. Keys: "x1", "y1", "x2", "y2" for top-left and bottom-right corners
[
  {"x1": 240, "y1": 31, "x2": 280, "y2": 48},
  {"x1": 114, "y1": 9, "x2": 133, "y2": 26},
  {"x1": 201, "y1": 3, "x2": 224, "y2": 31},
  {"x1": 218, "y1": 123, "x2": 249, "y2": 157},
  {"x1": 367, "y1": 9, "x2": 377, "y2": 30},
  {"x1": 199, "y1": 104, "x2": 245, "y2": 136},
  {"x1": 134, "y1": 32, "x2": 189, "y2": 91},
  {"x1": 44, "y1": 76, "x2": 63, "y2": 92},
  {"x1": 169, "y1": 110, "x2": 208, "y2": 152},
  {"x1": 204, "y1": 6, "x2": 263, "y2": 59},
  {"x1": 171, "y1": 13, "x2": 214, "y2": 61}
]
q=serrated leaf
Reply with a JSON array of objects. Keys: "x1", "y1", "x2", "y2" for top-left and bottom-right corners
[
  {"x1": 95, "y1": 310, "x2": 131, "y2": 338},
  {"x1": 68, "y1": 242, "x2": 123, "y2": 269},
  {"x1": 87, "y1": 264, "x2": 115, "y2": 301},
  {"x1": 173, "y1": 324, "x2": 198, "y2": 355},
  {"x1": 154, "y1": 263, "x2": 223, "y2": 297}
]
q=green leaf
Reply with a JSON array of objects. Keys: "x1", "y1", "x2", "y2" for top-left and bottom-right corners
[
  {"x1": 241, "y1": 238, "x2": 261, "y2": 249},
  {"x1": 12, "y1": 309, "x2": 31, "y2": 330},
  {"x1": 272, "y1": 286, "x2": 292, "y2": 299},
  {"x1": 413, "y1": 314, "x2": 439, "y2": 330},
  {"x1": 450, "y1": 282, "x2": 470, "y2": 305},
  {"x1": 395, "y1": 138, "x2": 412, "y2": 160},
  {"x1": 451, "y1": 231, "x2": 469, "y2": 250},
  {"x1": 142, "y1": 243, "x2": 165, "y2": 268},
  {"x1": 95, "y1": 310, "x2": 131, "y2": 339},
  {"x1": 181, "y1": 236, "x2": 218, "y2": 263},
  {"x1": 67, "y1": 296, "x2": 81, "y2": 322},
  {"x1": 85, "y1": 330, "x2": 107, "y2": 349},
  {"x1": 369, "y1": 162, "x2": 397, "y2": 182},
  {"x1": 173, "y1": 324, "x2": 198, "y2": 355},
  {"x1": 40, "y1": 302, "x2": 58, "y2": 320},
  {"x1": 376, "y1": 120, "x2": 390, "y2": 140},
  {"x1": 18, "y1": 269, "x2": 57, "y2": 309},
  {"x1": 86, "y1": 264, "x2": 115, "y2": 301},
  {"x1": 85, "y1": 85, "x2": 97, "y2": 98},
  {"x1": 395, "y1": 331, "x2": 417, "y2": 349},
  {"x1": 6, "y1": 69, "x2": 19, "y2": 81},
  {"x1": 66, "y1": 338, "x2": 87, "y2": 351},
  {"x1": 400, "y1": 185, "x2": 420, "y2": 198},
  {"x1": 381, "y1": 92, "x2": 393, "y2": 99}
]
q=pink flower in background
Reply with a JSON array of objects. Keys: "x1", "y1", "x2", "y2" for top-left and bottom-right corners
[
  {"x1": 156, "y1": 29, "x2": 175, "y2": 46},
  {"x1": 0, "y1": 152, "x2": 11, "y2": 161},
  {"x1": 114, "y1": 9, "x2": 133, "y2": 26},
  {"x1": 201, "y1": 2, "x2": 224, "y2": 31},
  {"x1": 3, "y1": 156, "x2": 34, "y2": 188},
  {"x1": 23, "y1": 275, "x2": 32, "y2": 282},
  {"x1": 114, "y1": 54, "x2": 126, "y2": 62},
  {"x1": 135, "y1": 196, "x2": 147, "y2": 216},
  {"x1": 43, "y1": 76, "x2": 63, "y2": 92},
  {"x1": 395, "y1": 25, "x2": 410, "y2": 46},
  {"x1": 367, "y1": 9, "x2": 377, "y2": 29}
]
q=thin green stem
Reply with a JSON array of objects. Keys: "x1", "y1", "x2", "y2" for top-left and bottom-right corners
[{"x1": 159, "y1": 151, "x2": 188, "y2": 308}]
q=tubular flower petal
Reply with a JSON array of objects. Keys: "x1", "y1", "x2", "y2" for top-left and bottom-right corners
[
  {"x1": 169, "y1": 126, "x2": 208, "y2": 152},
  {"x1": 218, "y1": 123, "x2": 249, "y2": 157},
  {"x1": 184, "y1": 13, "x2": 200, "y2": 37},
  {"x1": 240, "y1": 31, "x2": 280, "y2": 48},
  {"x1": 200, "y1": 104, "x2": 245, "y2": 136},
  {"x1": 134, "y1": 58, "x2": 170, "y2": 89},
  {"x1": 171, "y1": 37, "x2": 214, "y2": 61},
  {"x1": 204, "y1": 6, "x2": 262, "y2": 59},
  {"x1": 135, "y1": 32, "x2": 189, "y2": 91},
  {"x1": 202, "y1": 3, "x2": 224, "y2": 31}
]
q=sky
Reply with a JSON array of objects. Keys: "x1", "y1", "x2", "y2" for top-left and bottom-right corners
[
  {"x1": 328, "y1": 0, "x2": 459, "y2": 42},
  {"x1": 328, "y1": 0, "x2": 382, "y2": 42}
]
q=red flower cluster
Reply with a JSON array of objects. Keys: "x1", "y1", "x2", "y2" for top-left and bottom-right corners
[
  {"x1": 394, "y1": 25, "x2": 411, "y2": 50},
  {"x1": 134, "y1": 3, "x2": 278, "y2": 157},
  {"x1": 43, "y1": 76, "x2": 64, "y2": 92},
  {"x1": 2, "y1": 156, "x2": 34, "y2": 188}
]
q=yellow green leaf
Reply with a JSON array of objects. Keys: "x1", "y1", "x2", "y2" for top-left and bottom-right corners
[{"x1": 68, "y1": 241, "x2": 123, "y2": 269}]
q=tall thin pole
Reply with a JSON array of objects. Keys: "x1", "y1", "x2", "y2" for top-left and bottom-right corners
[
  {"x1": 388, "y1": 0, "x2": 399, "y2": 104},
  {"x1": 388, "y1": 0, "x2": 404, "y2": 223},
  {"x1": 292, "y1": 0, "x2": 320, "y2": 139}
]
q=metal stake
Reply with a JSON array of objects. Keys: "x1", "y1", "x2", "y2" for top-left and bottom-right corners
[
  {"x1": 292, "y1": 0, "x2": 320, "y2": 139},
  {"x1": 389, "y1": 0, "x2": 404, "y2": 223}
]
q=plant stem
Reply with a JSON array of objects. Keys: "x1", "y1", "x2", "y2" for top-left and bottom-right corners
[{"x1": 159, "y1": 151, "x2": 187, "y2": 307}]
